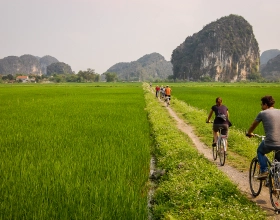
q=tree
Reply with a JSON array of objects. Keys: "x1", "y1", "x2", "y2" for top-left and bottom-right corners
[
  {"x1": 247, "y1": 72, "x2": 263, "y2": 81},
  {"x1": 77, "y1": 68, "x2": 99, "y2": 82},
  {"x1": 7, "y1": 74, "x2": 14, "y2": 80},
  {"x1": 104, "y1": 72, "x2": 117, "y2": 82}
]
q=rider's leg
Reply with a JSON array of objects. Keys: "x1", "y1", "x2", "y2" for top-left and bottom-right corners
[
  {"x1": 257, "y1": 141, "x2": 270, "y2": 173},
  {"x1": 213, "y1": 130, "x2": 218, "y2": 144}
]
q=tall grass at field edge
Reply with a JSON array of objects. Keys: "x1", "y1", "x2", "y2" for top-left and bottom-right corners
[{"x1": 143, "y1": 83, "x2": 265, "y2": 219}]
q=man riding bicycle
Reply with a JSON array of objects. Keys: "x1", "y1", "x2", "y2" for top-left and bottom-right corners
[
  {"x1": 165, "y1": 85, "x2": 172, "y2": 104},
  {"x1": 246, "y1": 95, "x2": 280, "y2": 180}
]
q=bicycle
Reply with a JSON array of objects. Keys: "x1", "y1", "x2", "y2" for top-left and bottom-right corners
[
  {"x1": 247, "y1": 133, "x2": 280, "y2": 211},
  {"x1": 165, "y1": 96, "x2": 170, "y2": 107},
  {"x1": 206, "y1": 122, "x2": 227, "y2": 166}
]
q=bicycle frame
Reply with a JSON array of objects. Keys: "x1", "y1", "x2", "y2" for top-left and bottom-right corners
[{"x1": 248, "y1": 133, "x2": 280, "y2": 211}]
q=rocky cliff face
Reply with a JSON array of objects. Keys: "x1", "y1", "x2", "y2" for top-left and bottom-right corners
[
  {"x1": 0, "y1": 55, "x2": 41, "y2": 75},
  {"x1": 171, "y1": 14, "x2": 260, "y2": 82},
  {"x1": 0, "y1": 54, "x2": 59, "y2": 75}
]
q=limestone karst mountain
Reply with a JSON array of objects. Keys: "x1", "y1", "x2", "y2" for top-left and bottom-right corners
[
  {"x1": 106, "y1": 53, "x2": 172, "y2": 81},
  {"x1": 261, "y1": 54, "x2": 280, "y2": 81},
  {"x1": 260, "y1": 49, "x2": 280, "y2": 65},
  {"x1": 0, "y1": 54, "x2": 71, "y2": 75},
  {"x1": 171, "y1": 14, "x2": 259, "y2": 82}
]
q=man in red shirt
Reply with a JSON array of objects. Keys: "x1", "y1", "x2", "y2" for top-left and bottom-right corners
[{"x1": 155, "y1": 85, "x2": 160, "y2": 98}]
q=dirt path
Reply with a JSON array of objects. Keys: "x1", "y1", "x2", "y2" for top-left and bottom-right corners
[{"x1": 163, "y1": 102, "x2": 280, "y2": 219}]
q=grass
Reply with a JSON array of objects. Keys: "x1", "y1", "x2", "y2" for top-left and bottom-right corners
[
  {"x1": 0, "y1": 83, "x2": 151, "y2": 219},
  {"x1": 143, "y1": 83, "x2": 265, "y2": 219},
  {"x1": 170, "y1": 82, "x2": 280, "y2": 134},
  {"x1": 164, "y1": 82, "x2": 280, "y2": 171}
]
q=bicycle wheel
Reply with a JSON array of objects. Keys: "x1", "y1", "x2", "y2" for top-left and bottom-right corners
[
  {"x1": 166, "y1": 98, "x2": 170, "y2": 107},
  {"x1": 212, "y1": 144, "x2": 217, "y2": 161},
  {"x1": 269, "y1": 170, "x2": 280, "y2": 211},
  {"x1": 218, "y1": 138, "x2": 226, "y2": 166},
  {"x1": 249, "y1": 157, "x2": 262, "y2": 197}
]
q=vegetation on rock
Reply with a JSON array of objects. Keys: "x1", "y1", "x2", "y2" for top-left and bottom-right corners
[
  {"x1": 0, "y1": 54, "x2": 61, "y2": 75},
  {"x1": 171, "y1": 14, "x2": 259, "y2": 82},
  {"x1": 260, "y1": 49, "x2": 280, "y2": 65},
  {"x1": 46, "y1": 62, "x2": 73, "y2": 75},
  {"x1": 261, "y1": 54, "x2": 280, "y2": 81},
  {"x1": 106, "y1": 52, "x2": 172, "y2": 81}
]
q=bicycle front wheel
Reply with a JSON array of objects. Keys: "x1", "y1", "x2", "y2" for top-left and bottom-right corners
[
  {"x1": 249, "y1": 157, "x2": 262, "y2": 197},
  {"x1": 269, "y1": 171, "x2": 280, "y2": 211},
  {"x1": 218, "y1": 138, "x2": 226, "y2": 166}
]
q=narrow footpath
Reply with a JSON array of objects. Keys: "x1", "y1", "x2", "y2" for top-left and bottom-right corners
[{"x1": 162, "y1": 100, "x2": 279, "y2": 219}]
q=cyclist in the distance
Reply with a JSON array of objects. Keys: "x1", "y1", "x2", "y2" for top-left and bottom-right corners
[
  {"x1": 206, "y1": 97, "x2": 230, "y2": 147},
  {"x1": 246, "y1": 95, "x2": 280, "y2": 179},
  {"x1": 165, "y1": 85, "x2": 172, "y2": 103}
]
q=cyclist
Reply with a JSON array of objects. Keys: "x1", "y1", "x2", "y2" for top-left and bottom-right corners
[
  {"x1": 155, "y1": 85, "x2": 160, "y2": 98},
  {"x1": 160, "y1": 85, "x2": 165, "y2": 99},
  {"x1": 165, "y1": 85, "x2": 172, "y2": 104},
  {"x1": 206, "y1": 97, "x2": 230, "y2": 148},
  {"x1": 246, "y1": 95, "x2": 280, "y2": 180}
]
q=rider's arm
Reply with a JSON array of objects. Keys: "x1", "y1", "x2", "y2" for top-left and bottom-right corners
[
  {"x1": 247, "y1": 120, "x2": 260, "y2": 135},
  {"x1": 207, "y1": 109, "x2": 213, "y2": 123}
]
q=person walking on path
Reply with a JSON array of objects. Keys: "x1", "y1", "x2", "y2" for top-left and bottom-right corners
[
  {"x1": 206, "y1": 97, "x2": 230, "y2": 148},
  {"x1": 246, "y1": 95, "x2": 280, "y2": 180}
]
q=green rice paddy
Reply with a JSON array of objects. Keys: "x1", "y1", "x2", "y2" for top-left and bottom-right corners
[
  {"x1": 1, "y1": 82, "x2": 277, "y2": 219},
  {"x1": 0, "y1": 83, "x2": 151, "y2": 219}
]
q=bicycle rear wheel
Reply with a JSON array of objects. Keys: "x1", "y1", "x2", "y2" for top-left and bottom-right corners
[
  {"x1": 249, "y1": 157, "x2": 262, "y2": 196},
  {"x1": 212, "y1": 144, "x2": 217, "y2": 161},
  {"x1": 269, "y1": 170, "x2": 280, "y2": 211},
  {"x1": 218, "y1": 138, "x2": 226, "y2": 166}
]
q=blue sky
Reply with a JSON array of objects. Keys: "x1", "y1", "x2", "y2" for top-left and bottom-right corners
[{"x1": 1, "y1": 0, "x2": 279, "y2": 74}]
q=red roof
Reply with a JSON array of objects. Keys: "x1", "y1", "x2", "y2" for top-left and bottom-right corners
[{"x1": 16, "y1": 76, "x2": 28, "y2": 79}]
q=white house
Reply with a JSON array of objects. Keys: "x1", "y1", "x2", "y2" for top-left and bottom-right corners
[{"x1": 16, "y1": 76, "x2": 29, "y2": 83}]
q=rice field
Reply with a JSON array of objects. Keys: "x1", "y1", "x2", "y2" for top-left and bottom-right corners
[
  {"x1": 170, "y1": 82, "x2": 280, "y2": 134},
  {"x1": 0, "y1": 83, "x2": 151, "y2": 219},
  {"x1": 1, "y1": 82, "x2": 278, "y2": 219}
]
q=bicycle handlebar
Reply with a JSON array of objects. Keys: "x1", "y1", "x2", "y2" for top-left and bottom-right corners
[{"x1": 246, "y1": 133, "x2": 265, "y2": 139}]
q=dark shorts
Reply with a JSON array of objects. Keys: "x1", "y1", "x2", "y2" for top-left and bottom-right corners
[
  {"x1": 213, "y1": 124, "x2": 228, "y2": 135},
  {"x1": 165, "y1": 95, "x2": 171, "y2": 100}
]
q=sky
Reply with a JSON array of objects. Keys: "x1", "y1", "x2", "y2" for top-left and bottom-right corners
[{"x1": 1, "y1": 0, "x2": 280, "y2": 74}]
